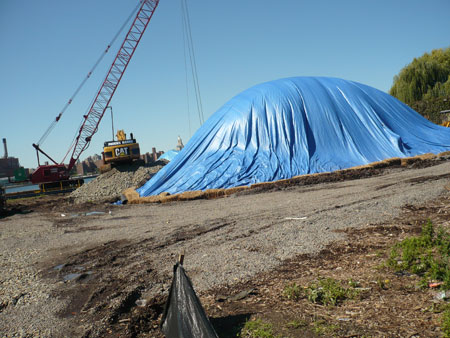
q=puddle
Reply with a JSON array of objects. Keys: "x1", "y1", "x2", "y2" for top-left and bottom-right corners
[
  {"x1": 63, "y1": 271, "x2": 93, "y2": 282},
  {"x1": 85, "y1": 211, "x2": 106, "y2": 216},
  {"x1": 63, "y1": 273, "x2": 82, "y2": 281},
  {"x1": 53, "y1": 264, "x2": 84, "y2": 271},
  {"x1": 65, "y1": 211, "x2": 108, "y2": 218},
  {"x1": 53, "y1": 264, "x2": 66, "y2": 271}
]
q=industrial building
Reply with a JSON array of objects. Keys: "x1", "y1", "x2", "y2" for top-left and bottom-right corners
[{"x1": 0, "y1": 138, "x2": 20, "y2": 179}]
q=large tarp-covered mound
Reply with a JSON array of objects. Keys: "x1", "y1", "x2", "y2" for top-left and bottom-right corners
[{"x1": 138, "y1": 76, "x2": 450, "y2": 196}]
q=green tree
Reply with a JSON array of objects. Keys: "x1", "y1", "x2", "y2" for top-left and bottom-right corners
[
  {"x1": 389, "y1": 47, "x2": 450, "y2": 123},
  {"x1": 390, "y1": 47, "x2": 450, "y2": 104}
]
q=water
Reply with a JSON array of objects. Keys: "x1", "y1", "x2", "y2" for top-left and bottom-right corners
[
  {"x1": 63, "y1": 273, "x2": 82, "y2": 281},
  {"x1": 53, "y1": 264, "x2": 66, "y2": 271},
  {"x1": 5, "y1": 184, "x2": 40, "y2": 194},
  {"x1": 4, "y1": 176, "x2": 96, "y2": 194},
  {"x1": 63, "y1": 271, "x2": 93, "y2": 282}
]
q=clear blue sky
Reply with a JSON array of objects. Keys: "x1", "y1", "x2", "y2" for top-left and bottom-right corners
[{"x1": 1, "y1": 0, "x2": 449, "y2": 169}]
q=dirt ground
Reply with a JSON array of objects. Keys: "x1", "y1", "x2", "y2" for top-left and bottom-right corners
[
  {"x1": 2, "y1": 160, "x2": 450, "y2": 337},
  {"x1": 202, "y1": 198, "x2": 450, "y2": 338}
]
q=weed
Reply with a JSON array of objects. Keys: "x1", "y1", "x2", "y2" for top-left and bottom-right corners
[
  {"x1": 285, "y1": 319, "x2": 307, "y2": 329},
  {"x1": 283, "y1": 282, "x2": 301, "y2": 301},
  {"x1": 304, "y1": 278, "x2": 357, "y2": 306},
  {"x1": 428, "y1": 302, "x2": 449, "y2": 314},
  {"x1": 375, "y1": 277, "x2": 390, "y2": 290},
  {"x1": 374, "y1": 261, "x2": 386, "y2": 270},
  {"x1": 387, "y1": 221, "x2": 450, "y2": 337},
  {"x1": 375, "y1": 249, "x2": 385, "y2": 258},
  {"x1": 312, "y1": 319, "x2": 338, "y2": 335},
  {"x1": 348, "y1": 279, "x2": 360, "y2": 288},
  {"x1": 387, "y1": 220, "x2": 450, "y2": 289},
  {"x1": 239, "y1": 318, "x2": 279, "y2": 338},
  {"x1": 443, "y1": 305, "x2": 450, "y2": 338}
]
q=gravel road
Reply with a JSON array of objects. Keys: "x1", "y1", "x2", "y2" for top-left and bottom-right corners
[{"x1": 1, "y1": 160, "x2": 450, "y2": 337}]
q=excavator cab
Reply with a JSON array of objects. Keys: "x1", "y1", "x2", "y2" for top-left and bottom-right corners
[{"x1": 102, "y1": 130, "x2": 141, "y2": 165}]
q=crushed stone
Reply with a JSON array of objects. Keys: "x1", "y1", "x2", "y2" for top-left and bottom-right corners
[{"x1": 70, "y1": 161, "x2": 165, "y2": 204}]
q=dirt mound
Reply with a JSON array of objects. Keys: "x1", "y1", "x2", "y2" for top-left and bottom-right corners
[{"x1": 70, "y1": 162, "x2": 165, "y2": 204}]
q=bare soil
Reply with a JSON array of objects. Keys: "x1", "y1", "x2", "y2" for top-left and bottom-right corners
[
  {"x1": 202, "y1": 198, "x2": 450, "y2": 338},
  {"x1": 2, "y1": 160, "x2": 450, "y2": 337}
]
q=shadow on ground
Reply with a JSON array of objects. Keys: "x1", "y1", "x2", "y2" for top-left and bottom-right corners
[{"x1": 211, "y1": 313, "x2": 252, "y2": 338}]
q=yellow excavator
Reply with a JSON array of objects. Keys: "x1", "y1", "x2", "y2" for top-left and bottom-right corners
[{"x1": 101, "y1": 130, "x2": 140, "y2": 172}]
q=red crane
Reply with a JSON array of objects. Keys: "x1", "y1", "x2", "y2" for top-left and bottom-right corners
[{"x1": 31, "y1": 0, "x2": 159, "y2": 185}]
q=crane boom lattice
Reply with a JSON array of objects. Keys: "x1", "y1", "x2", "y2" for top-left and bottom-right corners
[{"x1": 68, "y1": 0, "x2": 159, "y2": 170}]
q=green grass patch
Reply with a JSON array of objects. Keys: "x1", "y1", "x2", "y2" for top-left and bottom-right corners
[
  {"x1": 387, "y1": 220, "x2": 450, "y2": 289},
  {"x1": 443, "y1": 305, "x2": 450, "y2": 338},
  {"x1": 347, "y1": 279, "x2": 360, "y2": 288},
  {"x1": 282, "y1": 282, "x2": 302, "y2": 301},
  {"x1": 312, "y1": 319, "x2": 339, "y2": 335},
  {"x1": 304, "y1": 278, "x2": 358, "y2": 306},
  {"x1": 239, "y1": 318, "x2": 280, "y2": 338},
  {"x1": 285, "y1": 319, "x2": 307, "y2": 329},
  {"x1": 387, "y1": 221, "x2": 450, "y2": 337}
]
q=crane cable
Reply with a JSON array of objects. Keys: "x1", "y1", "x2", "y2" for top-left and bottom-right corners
[
  {"x1": 181, "y1": 0, "x2": 191, "y2": 137},
  {"x1": 181, "y1": 0, "x2": 205, "y2": 127},
  {"x1": 36, "y1": 0, "x2": 143, "y2": 147},
  {"x1": 61, "y1": 50, "x2": 116, "y2": 164}
]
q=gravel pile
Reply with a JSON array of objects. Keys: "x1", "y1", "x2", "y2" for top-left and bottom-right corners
[{"x1": 70, "y1": 162, "x2": 165, "y2": 204}]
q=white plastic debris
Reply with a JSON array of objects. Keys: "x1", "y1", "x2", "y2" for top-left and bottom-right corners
[{"x1": 135, "y1": 299, "x2": 147, "y2": 307}]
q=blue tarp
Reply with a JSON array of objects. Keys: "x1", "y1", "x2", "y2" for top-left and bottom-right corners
[
  {"x1": 138, "y1": 76, "x2": 450, "y2": 196},
  {"x1": 158, "y1": 150, "x2": 179, "y2": 162}
]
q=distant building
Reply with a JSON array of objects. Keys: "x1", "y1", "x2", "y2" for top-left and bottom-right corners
[
  {"x1": 91, "y1": 154, "x2": 102, "y2": 162},
  {"x1": 76, "y1": 162, "x2": 89, "y2": 176},
  {"x1": 0, "y1": 138, "x2": 20, "y2": 178},
  {"x1": 75, "y1": 154, "x2": 103, "y2": 175},
  {"x1": 176, "y1": 136, "x2": 184, "y2": 151},
  {"x1": 141, "y1": 152, "x2": 153, "y2": 164},
  {"x1": 149, "y1": 148, "x2": 164, "y2": 162},
  {"x1": 140, "y1": 148, "x2": 164, "y2": 164},
  {"x1": 0, "y1": 157, "x2": 20, "y2": 178}
]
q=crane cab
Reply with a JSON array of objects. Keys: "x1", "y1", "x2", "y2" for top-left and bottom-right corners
[{"x1": 31, "y1": 164, "x2": 70, "y2": 184}]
